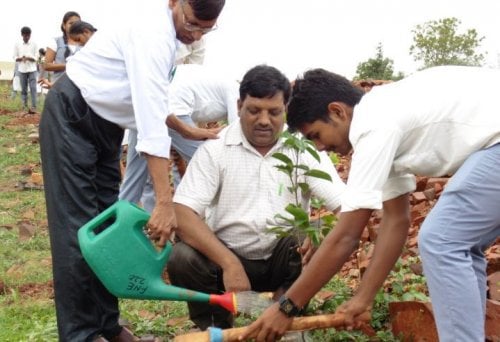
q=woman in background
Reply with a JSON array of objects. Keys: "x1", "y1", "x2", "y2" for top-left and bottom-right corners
[
  {"x1": 41, "y1": 11, "x2": 81, "y2": 84},
  {"x1": 39, "y1": 21, "x2": 97, "y2": 90}
]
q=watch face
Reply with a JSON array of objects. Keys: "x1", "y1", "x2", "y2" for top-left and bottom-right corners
[{"x1": 279, "y1": 296, "x2": 299, "y2": 317}]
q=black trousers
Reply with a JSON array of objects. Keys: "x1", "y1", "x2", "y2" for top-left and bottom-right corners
[
  {"x1": 166, "y1": 236, "x2": 302, "y2": 330},
  {"x1": 39, "y1": 74, "x2": 124, "y2": 341}
]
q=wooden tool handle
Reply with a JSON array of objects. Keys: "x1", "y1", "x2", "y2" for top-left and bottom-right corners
[{"x1": 173, "y1": 311, "x2": 371, "y2": 342}]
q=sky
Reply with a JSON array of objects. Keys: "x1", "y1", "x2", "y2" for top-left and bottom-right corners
[{"x1": 1, "y1": 0, "x2": 500, "y2": 80}]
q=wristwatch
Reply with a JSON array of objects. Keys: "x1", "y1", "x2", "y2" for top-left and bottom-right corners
[{"x1": 278, "y1": 295, "x2": 300, "y2": 317}]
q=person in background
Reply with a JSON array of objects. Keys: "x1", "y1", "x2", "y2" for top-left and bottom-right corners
[
  {"x1": 13, "y1": 26, "x2": 38, "y2": 114},
  {"x1": 119, "y1": 63, "x2": 239, "y2": 212},
  {"x1": 42, "y1": 11, "x2": 81, "y2": 85},
  {"x1": 68, "y1": 20, "x2": 98, "y2": 46},
  {"x1": 120, "y1": 34, "x2": 207, "y2": 209},
  {"x1": 167, "y1": 65, "x2": 345, "y2": 330},
  {"x1": 38, "y1": 21, "x2": 97, "y2": 90},
  {"x1": 240, "y1": 66, "x2": 500, "y2": 342},
  {"x1": 38, "y1": 0, "x2": 225, "y2": 340}
]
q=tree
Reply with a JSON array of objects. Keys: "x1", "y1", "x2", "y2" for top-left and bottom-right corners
[
  {"x1": 410, "y1": 17, "x2": 485, "y2": 69},
  {"x1": 354, "y1": 43, "x2": 404, "y2": 81}
]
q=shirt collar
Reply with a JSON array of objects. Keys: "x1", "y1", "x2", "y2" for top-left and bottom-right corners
[{"x1": 224, "y1": 119, "x2": 286, "y2": 156}]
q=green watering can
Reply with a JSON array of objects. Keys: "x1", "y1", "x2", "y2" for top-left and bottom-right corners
[{"x1": 78, "y1": 200, "x2": 235, "y2": 313}]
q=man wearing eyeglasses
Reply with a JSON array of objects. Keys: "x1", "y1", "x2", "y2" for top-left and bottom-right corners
[{"x1": 39, "y1": 1, "x2": 225, "y2": 341}]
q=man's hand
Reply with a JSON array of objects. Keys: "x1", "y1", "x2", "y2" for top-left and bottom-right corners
[
  {"x1": 183, "y1": 126, "x2": 222, "y2": 140},
  {"x1": 166, "y1": 114, "x2": 224, "y2": 141},
  {"x1": 38, "y1": 78, "x2": 52, "y2": 89},
  {"x1": 238, "y1": 303, "x2": 293, "y2": 341},
  {"x1": 146, "y1": 201, "x2": 177, "y2": 247},
  {"x1": 298, "y1": 237, "x2": 317, "y2": 266},
  {"x1": 335, "y1": 296, "x2": 372, "y2": 329}
]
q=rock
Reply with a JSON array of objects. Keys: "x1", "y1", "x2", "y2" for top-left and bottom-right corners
[
  {"x1": 486, "y1": 299, "x2": 500, "y2": 342},
  {"x1": 389, "y1": 301, "x2": 439, "y2": 341}
]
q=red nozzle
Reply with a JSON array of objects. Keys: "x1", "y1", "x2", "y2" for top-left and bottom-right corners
[{"x1": 209, "y1": 292, "x2": 236, "y2": 314}]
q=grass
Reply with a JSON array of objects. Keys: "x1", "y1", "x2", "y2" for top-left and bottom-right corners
[{"x1": 0, "y1": 83, "x2": 418, "y2": 341}]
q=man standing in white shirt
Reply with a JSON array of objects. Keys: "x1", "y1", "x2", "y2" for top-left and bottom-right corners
[
  {"x1": 38, "y1": 1, "x2": 225, "y2": 341},
  {"x1": 13, "y1": 26, "x2": 38, "y2": 114},
  {"x1": 242, "y1": 66, "x2": 500, "y2": 342},
  {"x1": 167, "y1": 65, "x2": 346, "y2": 330}
]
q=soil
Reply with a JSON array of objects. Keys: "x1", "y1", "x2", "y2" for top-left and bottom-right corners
[{"x1": 5, "y1": 111, "x2": 41, "y2": 126}]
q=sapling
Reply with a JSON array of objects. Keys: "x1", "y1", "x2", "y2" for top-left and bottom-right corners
[{"x1": 268, "y1": 131, "x2": 337, "y2": 248}]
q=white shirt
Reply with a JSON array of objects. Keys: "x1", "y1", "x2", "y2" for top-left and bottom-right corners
[
  {"x1": 174, "y1": 120, "x2": 346, "y2": 260},
  {"x1": 66, "y1": 0, "x2": 177, "y2": 158},
  {"x1": 13, "y1": 40, "x2": 38, "y2": 73},
  {"x1": 175, "y1": 38, "x2": 206, "y2": 65},
  {"x1": 343, "y1": 66, "x2": 500, "y2": 212},
  {"x1": 169, "y1": 64, "x2": 239, "y2": 123}
]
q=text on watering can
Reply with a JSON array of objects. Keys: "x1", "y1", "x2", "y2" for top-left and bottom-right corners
[{"x1": 127, "y1": 275, "x2": 148, "y2": 294}]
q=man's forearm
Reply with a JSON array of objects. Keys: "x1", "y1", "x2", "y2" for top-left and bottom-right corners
[
  {"x1": 285, "y1": 209, "x2": 373, "y2": 308},
  {"x1": 354, "y1": 194, "x2": 410, "y2": 304},
  {"x1": 175, "y1": 203, "x2": 241, "y2": 270},
  {"x1": 144, "y1": 154, "x2": 172, "y2": 204},
  {"x1": 166, "y1": 114, "x2": 191, "y2": 138}
]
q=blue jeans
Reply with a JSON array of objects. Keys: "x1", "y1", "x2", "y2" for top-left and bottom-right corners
[
  {"x1": 418, "y1": 143, "x2": 500, "y2": 342},
  {"x1": 18, "y1": 71, "x2": 37, "y2": 109},
  {"x1": 119, "y1": 116, "x2": 202, "y2": 212}
]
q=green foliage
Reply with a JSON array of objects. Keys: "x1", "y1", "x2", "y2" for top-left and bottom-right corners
[
  {"x1": 0, "y1": 303, "x2": 58, "y2": 342},
  {"x1": 410, "y1": 17, "x2": 485, "y2": 69},
  {"x1": 384, "y1": 256, "x2": 429, "y2": 303},
  {"x1": 0, "y1": 83, "x2": 45, "y2": 113},
  {"x1": 269, "y1": 131, "x2": 335, "y2": 247},
  {"x1": 354, "y1": 43, "x2": 404, "y2": 81}
]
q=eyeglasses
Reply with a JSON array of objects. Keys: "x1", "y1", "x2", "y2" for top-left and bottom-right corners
[{"x1": 180, "y1": 0, "x2": 218, "y2": 34}]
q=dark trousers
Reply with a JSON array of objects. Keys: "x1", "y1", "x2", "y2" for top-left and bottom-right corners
[
  {"x1": 166, "y1": 237, "x2": 302, "y2": 330},
  {"x1": 39, "y1": 74, "x2": 124, "y2": 341}
]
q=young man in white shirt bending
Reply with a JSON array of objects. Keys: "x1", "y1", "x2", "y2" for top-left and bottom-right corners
[{"x1": 242, "y1": 66, "x2": 500, "y2": 342}]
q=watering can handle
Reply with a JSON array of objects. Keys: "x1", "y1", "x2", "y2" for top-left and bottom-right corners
[
  {"x1": 78, "y1": 201, "x2": 172, "y2": 263},
  {"x1": 79, "y1": 203, "x2": 123, "y2": 238},
  {"x1": 115, "y1": 201, "x2": 173, "y2": 264}
]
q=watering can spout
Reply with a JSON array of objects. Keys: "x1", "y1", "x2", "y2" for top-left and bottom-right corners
[{"x1": 78, "y1": 201, "x2": 235, "y2": 310}]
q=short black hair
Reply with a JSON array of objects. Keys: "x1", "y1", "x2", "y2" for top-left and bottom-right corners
[
  {"x1": 287, "y1": 68, "x2": 364, "y2": 131},
  {"x1": 21, "y1": 26, "x2": 31, "y2": 35},
  {"x1": 69, "y1": 21, "x2": 97, "y2": 35},
  {"x1": 187, "y1": 0, "x2": 225, "y2": 21},
  {"x1": 239, "y1": 65, "x2": 291, "y2": 104}
]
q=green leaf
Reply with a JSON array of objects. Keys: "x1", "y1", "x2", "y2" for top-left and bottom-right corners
[
  {"x1": 298, "y1": 182, "x2": 310, "y2": 194},
  {"x1": 321, "y1": 214, "x2": 337, "y2": 226},
  {"x1": 293, "y1": 164, "x2": 310, "y2": 171},
  {"x1": 274, "y1": 164, "x2": 293, "y2": 175},
  {"x1": 266, "y1": 227, "x2": 292, "y2": 239},
  {"x1": 311, "y1": 197, "x2": 325, "y2": 209},
  {"x1": 272, "y1": 152, "x2": 293, "y2": 165},
  {"x1": 304, "y1": 169, "x2": 333, "y2": 181},
  {"x1": 305, "y1": 146, "x2": 321, "y2": 163},
  {"x1": 274, "y1": 214, "x2": 294, "y2": 226},
  {"x1": 285, "y1": 204, "x2": 309, "y2": 224}
]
